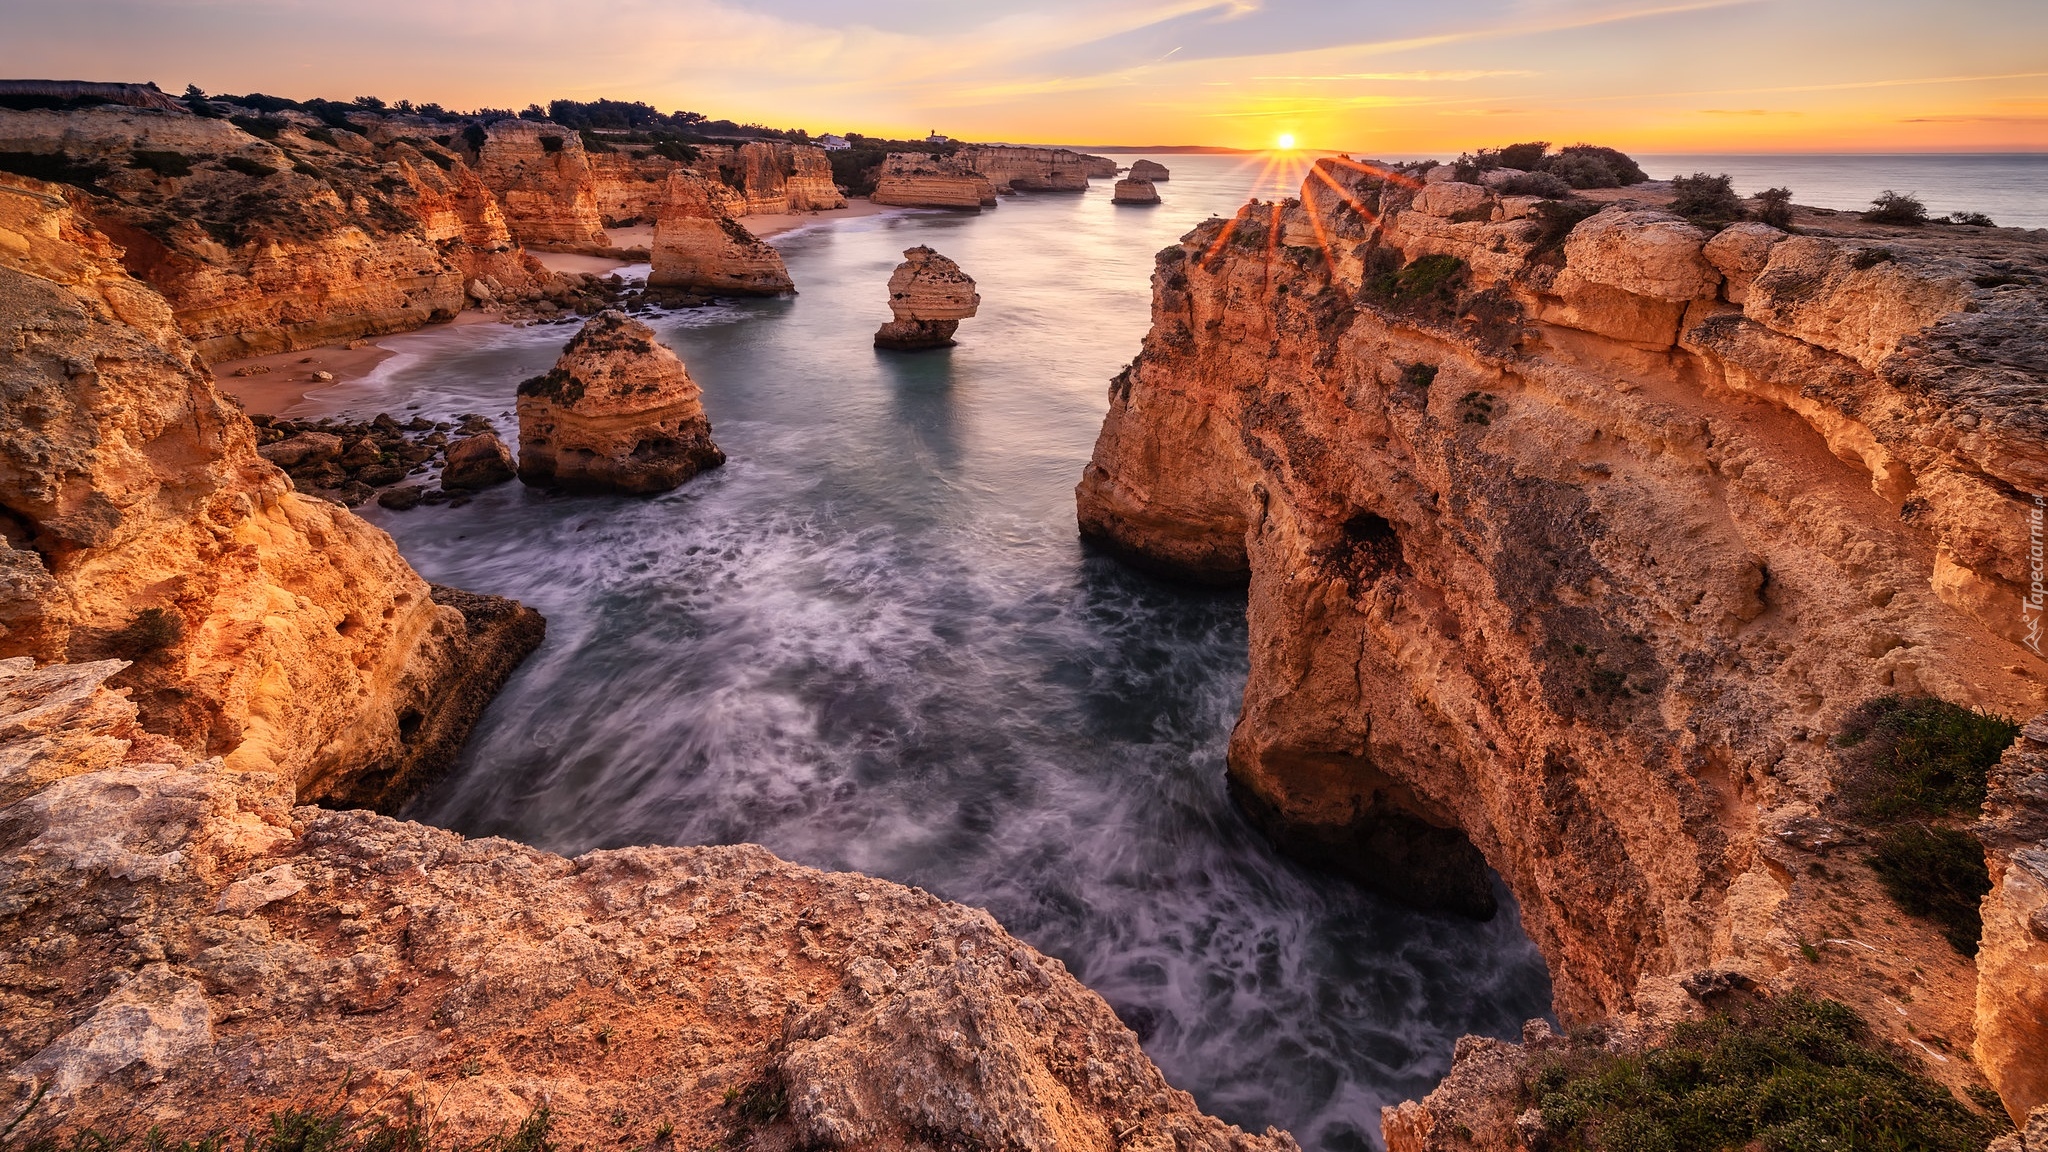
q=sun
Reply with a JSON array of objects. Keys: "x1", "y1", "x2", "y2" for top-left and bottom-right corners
[{"x1": 1276, "y1": 133, "x2": 1296, "y2": 150}]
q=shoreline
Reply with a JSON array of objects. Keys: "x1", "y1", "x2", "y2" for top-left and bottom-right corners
[{"x1": 219, "y1": 202, "x2": 902, "y2": 413}]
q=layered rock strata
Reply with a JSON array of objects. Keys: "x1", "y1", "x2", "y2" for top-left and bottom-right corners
[
  {"x1": 874, "y1": 246, "x2": 979, "y2": 349},
  {"x1": 0, "y1": 657, "x2": 1292, "y2": 1152},
  {"x1": 1978, "y1": 715, "x2": 2048, "y2": 1124},
  {"x1": 587, "y1": 141, "x2": 845, "y2": 225},
  {"x1": 517, "y1": 310, "x2": 725, "y2": 493},
  {"x1": 0, "y1": 106, "x2": 551, "y2": 359},
  {"x1": 1130, "y1": 159, "x2": 1171, "y2": 182},
  {"x1": 472, "y1": 118, "x2": 608, "y2": 251},
  {"x1": 870, "y1": 153, "x2": 998, "y2": 210},
  {"x1": 1113, "y1": 178, "x2": 1161, "y2": 205},
  {"x1": 1076, "y1": 158, "x2": 2047, "y2": 1115},
  {"x1": 648, "y1": 171, "x2": 794, "y2": 294},
  {"x1": 953, "y1": 144, "x2": 1096, "y2": 192},
  {"x1": 0, "y1": 173, "x2": 540, "y2": 806}
]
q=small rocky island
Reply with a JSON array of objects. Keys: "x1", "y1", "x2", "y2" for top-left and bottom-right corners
[
  {"x1": 874, "y1": 246, "x2": 981, "y2": 349},
  {"x1": 1130, "y1": 159, "x2": 1171, "y2": 182},
  {"x1": 516, "y1": 310, "x2": 726, "y2": 493},
  {"x1": 1113, "y1": 177, "x2": 1161, "y2": 205}
]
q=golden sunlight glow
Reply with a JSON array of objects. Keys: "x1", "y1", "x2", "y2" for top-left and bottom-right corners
[{"x1": 1276, "y1": 133, "x2": 1297, "y2": 150}]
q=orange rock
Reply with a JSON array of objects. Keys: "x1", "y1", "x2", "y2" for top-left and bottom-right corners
[
  {"x1": 473, "y1": 118, "x2": 609, "y2": 251},
  {"x1": 1112, "y1": 178, "x2": 1161, "y2": 205},
  {"x1": 517, "y1": 310, "x2": 724, "y2": 493},
  {"x1": 873, "y1": 246, "x2": 979, "y2": 349},
  {"x1": 648, "y1": 171, "x2": 794, "y2": 294},
  {"x1": 870, "y1": 154, "x2": 997, "y2": 209}
]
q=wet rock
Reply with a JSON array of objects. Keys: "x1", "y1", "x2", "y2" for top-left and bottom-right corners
[
  {"x1": 256, "y1": 432, "x2": 342, "y2": 469},
  {"x1": 376, "y1": 485, "x2": 425, "y2": 511},
  {"x1": 441, "y1": 433, "x2": 516, "y2": 489}
]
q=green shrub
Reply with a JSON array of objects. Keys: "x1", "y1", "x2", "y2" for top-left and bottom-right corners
[
  {"x1": 1833, "y1": 695, "x2": 2017, "y2": 821},
  {"x1": 304, "y1": 127, "x2": 340, "y2": 148},
  {"x1": 220, "y1": 155, "x2": 278, "y2": 178},
  {"x1": 1948, "y1": 211, "x2": 1995, "y2": 227},
  {"x1": 461, "y1": 124, "x2": 488, "y2": 153},
  {"x1": 1547, "y1": 145, "x2": 1648, "y2": 189},
  {"x1": 1493, "y1": 170, "x2": 1572, "y2": 198},
  {"x1": 230, "y1": 114, "x2": 287, "y2": 141},
  {"x1": 1669, "y1": 172, "x2": 1742, "y2": 223},
  {"x1": 1869, "y1": 824, "x2": 1993, "y2": 954},
  {"x1": 1753, "y1": 186, "x2": 1793, "y2": 228},
  {"x1": 1526, "y1": 994, "x2": 2004, "y2": 1152},
  {"x1": 107, "y1": 607, "x2": 184, "y2": 657},
  {"x1": 1526, "y1": 199, "x2": 1604, "y2": 260},
  {"x1": 181, "y1": 85, "x2": 224, "y2": 119},
  {"x1": 1863, "y1": 190, "x2": 1927, "y2": 225},
  {"x1": 129, "y1": 150, "x2": 194, "y2": 178},
  {"x1": 1366, "y1": 253, "x2": 1467, "y2": 309}
]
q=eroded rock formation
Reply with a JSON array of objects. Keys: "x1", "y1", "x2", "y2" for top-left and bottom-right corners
[
  {"x1": 1113, "y1": 179, "x2": 1161, "y2": 205},
  {"x1": 870, "y1": 153, "x2": 998, "y2": 210},
  {"x1": 0, "y1": 656, "x2": 1294, "y2": 1152},
  {"x1": 874, "y1": 246, "x2": 979, "y2": 350},
  {"x1": 953, "y1": 144, "x2": 1095, "y2": 193},
  {"x1": 649, "y1": 170, "x2": 794, "y2": 294},
  {"x1": 517, "y1": 310, "x2": 725, "y2": 493},
  {"x1": 1978, "y1": 715, "x2": 2048, "y2": 1124},
  {"x1": 473, "y1": 118, "x2": 608, "y2": 251},
  {"x1": 0, "y1": 106, "x2": 551, "y2": 359},
  {"x1": 1130, "y1": 159, "x2": 1171, "y2": 183},
  {"x1": 0, "y1": 172, "x2": 540, "y2": 808},
  {"x1": 1076, "y1": 158, "x2": 2047, "y2": 1116}
]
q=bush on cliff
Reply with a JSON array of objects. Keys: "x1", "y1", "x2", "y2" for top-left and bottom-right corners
[
  {"x1": 1753, "y1": 186, "x2": 1794, "y2": 228},
  {"x1": 1669, "y1": 173, "x2": 1743, "y2": 225},
  {"x1": 1525, "y1": 994, "x2": 2004, "y2": 1152},
  {"x1": 1863, "y1": 190, "x2": 1928, "y2": 226},
  {"x1": 128, "y1": 149, "x2": 195, "y2": 178},
  {"x1": 1833, "y1": 694, "x2": 2018, "y2": 955},
  {"x1": 0, "y1": 151, "x2": 108, "y2": 193}
]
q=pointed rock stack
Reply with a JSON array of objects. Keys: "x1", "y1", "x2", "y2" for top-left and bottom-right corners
[
  {"x1": 649, "y1": 171, "x2": 794, "y2": 295},
  {"x1": 516, "y1": 310, "x2": 725, "y2": 494},
  {"x1": 874, "y1": 247, "x2": 980, "y2": 350},
  {"x1": 1129, "y1": 159, "x2": 1171, "y2": 182}
]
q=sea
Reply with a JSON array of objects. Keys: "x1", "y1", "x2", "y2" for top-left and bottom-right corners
[{"x1": 275, "y1": 150, "x2": 2034, "y2": 1149}]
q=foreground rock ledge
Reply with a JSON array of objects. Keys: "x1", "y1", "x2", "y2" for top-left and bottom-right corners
[{"x1": 0, "y1": 659, "x2": 1293, "y2": 1152}]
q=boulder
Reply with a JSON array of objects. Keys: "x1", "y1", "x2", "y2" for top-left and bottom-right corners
[
  {"x1": 648, "y1": 172, "x2": 795, "y2": 295},
  {"x1": 257, "y1": 431, "x2": 343, "y2": 469},
  {"x1": 517, "y1": 310, "x2": 725, "y2": 494},
  {"x1": 1702, "y1": 222, "x2": 1787, "y2": 303},
  {"x1": 1562, "y1": 208, "x2": 1720, "y2": 301},
  {"x1": 1410, "y1": 181, "x2": 1493, "y2": 220},
  {"x1": 1112, "y1": 178, "x2": 1161, "y2": 205},
  {"x1": 441, "y1": 432, "x2": 516, "y2": 489},
  {"x1": 874, "y1": 247, "x2": 980, "y2": 350},
  {"x1": 1130, "y1": 159, "x2": 1171, "y2": 182}
]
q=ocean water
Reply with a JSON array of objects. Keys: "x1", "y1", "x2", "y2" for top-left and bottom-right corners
[
  {"x1": 290, "y1": 154, "x2": 1553, "y2": 1151},
  {"x1": 1636, "y1": 153, "x2": 2048, "y2": 230}
]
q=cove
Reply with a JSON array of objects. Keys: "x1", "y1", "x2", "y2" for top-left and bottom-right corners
[{"x1": 297, "y1": 157, "x2": 1554, "y2": 1151}]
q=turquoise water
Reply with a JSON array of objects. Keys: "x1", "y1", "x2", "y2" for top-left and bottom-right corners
[{"x1": 299, "y1": 155, "x2": 1556, "y2": 1150}]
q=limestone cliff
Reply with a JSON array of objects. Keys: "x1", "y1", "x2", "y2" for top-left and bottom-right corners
[
  {"x1": 473, "y1": 118, "x2": 608, "y2": 251},
  {"x1": 1978, "y1": 715, "x2": 2048, "y2": 1124},
  {"x1": 1130, "y1": 160, "x2": 1171, "y2": 183},
  {"x1": 953, "y1": 144, "x2": 1096, "y2": 193},
  {"x1": 1076, "y1": 158, "x2": 2047, "y2": 1116},
  {"x1": 0, "y1": 173, "x2": 540, "y2": 809},
  {"x1": 874, "y1": 246, "x2": 980, "y2": 349},
  {"x1": 871, "y1": 153, "x2": 998, "y2": 210},
  {"x1": 649, "y1": 171, "x2": 794, "y2": 294},
  {"x1": 517, "y1": 310, "x2": 725, "y2": 493},
  {"x1": 0, "y1": 106, "x2": 551, "y2": 359},
  {"x1": 587, "y1": 141, "x2": 844, "y2": 225},
  {"x1": 0, "y1": 657, "x2": 1293, "y2": 1152},
  {"x1": 1113, "y1": 179, "x2": 1161, "y2": 205}
]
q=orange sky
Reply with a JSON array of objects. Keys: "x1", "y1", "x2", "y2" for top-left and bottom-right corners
[{"x1": 3, "y1": 0, "x2": 2044, "y2": 152}]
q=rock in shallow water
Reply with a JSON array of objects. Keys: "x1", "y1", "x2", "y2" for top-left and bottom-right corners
[
  {"x1": 874, "y1": 246, "x2": 980, "y2": 350},
  {"x1": 516, "y1": 309, "x2": 725, "y2": 494}
]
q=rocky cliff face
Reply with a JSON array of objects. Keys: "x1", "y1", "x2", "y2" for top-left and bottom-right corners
[
  {"x1": 1978, "y1": 716, "x2": 2048, "y2": 1124},
  {"x1": 953, "y1": 145, "x2": 1096, "y2": 193},
  {"x1": 649, "y1": 171, "x2": 794, "y2": 294},
  {"x1": 874, "y1": 246, "x2": 980, "y2": 350},
  {"x1": 517, "y1": 310, "x2": 725, "y2": 493},
  {"x1": 473, "y1": 118, "x2": 609, "y2": 251},
  {"x1": 0, "y1": 655, "x2": 1292, "y2": 1152},
  {"x1": 871, "y1": 153, "x2": 998, "y2": 210},
  {"x1": 0, "y1": 173, "x2": 540, "y2": 808},
  {"x1": 587, "y1": 141, "x2": 844, "y2": 226},
  {"x1": 1113, "y1": 179, "x2": 1161, "y2": 205},
  {"x1": 1076, "y1": 158, "x2": 2047, "y2": 1116},
  {"x1": 0, "y1": 107, "x2": 550, "y2": 360}
]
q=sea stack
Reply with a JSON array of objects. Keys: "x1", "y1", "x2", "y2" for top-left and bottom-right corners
[
  {"x1": 1112, "y1": 178, "x2": 1161, "y2": 205},
  {"x1": 1129, "y1": 159, "x2": 1171, "y2": 182},
  {"x1": 517, "y1": 310, "x2": 725, "y2": 493},
  {"x1": 874, "y1": 246, "x2": 980, "y2": 350},
  {"x1": 648, "y1": 171, "x2": 795, "y2": 294}
]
